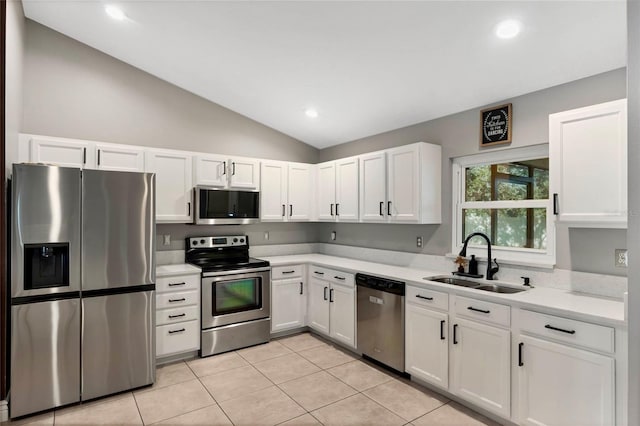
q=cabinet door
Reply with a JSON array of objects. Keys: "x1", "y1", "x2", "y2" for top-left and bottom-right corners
[
  {"x1": 317, "y1": 162, "x2": 336, "y2": 221},
  {"x1": 288, "y1": 163, "x2": 312, "y2": 221},
  {"x1": 549, "y1": 99, "x2": 627, "y2": 227},
  {"x1": 30, "y1": 136, "x2": 94, "y2": 169},
  {"x1": 307, "y1": 277, "x2": 330, "y2": 335},
  {"x1": 516, "y1": 335, "x2": 614, "y2": 426},
  {"x1": 95, "y1": 144, "x2": 144, "y2": 172},
  {"x1": 146, "y1": 151, "x2": 193, "y2": 223},
  {"x1": 359, "y1": 151, "x2": 387, "y2": 222},
  {"x1": 405, "y1": 304, "x2": 448, "y2": 389},
  {"x1": 335, "y1": 157, "x2": 359, "y2": 221},
  {"x1": 229, "y1": 158, "x2": 259, "y2": 190},
  {"x1": 194, "y1": 154, "x2": 228, "y2": 187},
  {"x1": 450, "y1": 317, "x2": 510, "y2": 418},
  {"x1": 387, "y1": 144, "x2": 420, "y2": 222},
  {"x1": 329, "y1": 284, "x2": 355, "y2": 348},
  {"x1": 271, "y1": 278, "x2": 306, "y2": 333},
  {"x1": 260, "y1": 161, "x2": 288, "y2": 221}
]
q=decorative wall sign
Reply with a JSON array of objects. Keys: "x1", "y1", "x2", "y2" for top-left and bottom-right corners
[{"x1": 480, "y1": 103, "x2": 512, "y2": 147}]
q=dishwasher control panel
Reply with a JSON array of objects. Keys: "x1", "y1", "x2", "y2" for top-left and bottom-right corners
[{"x1": 355, "y1": 273, "x2": 405, "y2": 295}]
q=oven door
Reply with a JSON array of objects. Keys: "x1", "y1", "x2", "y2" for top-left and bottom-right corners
[{"x1": 202, "y1": 268, "x2": 271, "y2": 329}]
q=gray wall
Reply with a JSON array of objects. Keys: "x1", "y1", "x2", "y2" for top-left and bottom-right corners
[
  {"x1": 318, "y1": 69, "x2": 628, "y2": 276},
  {"x1": 627, "y1": 0, "x2": 638, "y2": 423},
  {"x1": 22, "y1": 20, "x2": 318, "y2": 163},
  {"x1": 5, "y1": 1, "x2": 25, "y2": 176},
  {"x1": 21, "y1": 20, "x2": 321, "y2": 250}
]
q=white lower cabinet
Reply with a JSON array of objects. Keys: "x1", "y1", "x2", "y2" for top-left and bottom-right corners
[
  {"x1": 514, "y1": 309, "x2": 616, "y2": 426},
  {"x1": 405, "y1": 302, "x2": 448, "y2": 390},
  {"x1": 155, "y1": 272, "x2": 200, "y2": 359},
  {"x1": 307, "y1": 267, "x2": 355, "y2": 348},
  {"x1": 271, "y1": 265, "x2": 306, "y2": 333},
  {"x1": 450, "y1": 316, "x2": 511, "y2": 419}
]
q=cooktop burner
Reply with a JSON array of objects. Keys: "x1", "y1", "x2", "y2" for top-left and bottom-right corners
[{"x1": 184, "y1": 235, "x2": 270, "y2": 273}]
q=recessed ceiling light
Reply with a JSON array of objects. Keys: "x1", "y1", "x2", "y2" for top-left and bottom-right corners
[
  {"x1": 305, "y1": 108, "x2": 319, "y2": 118},
  {"x1": 105, "y1": 5, "x2": 127, "y2": 21},
  {"x1": 495, "y1": 19, "x2": 522, "y2": 39}
]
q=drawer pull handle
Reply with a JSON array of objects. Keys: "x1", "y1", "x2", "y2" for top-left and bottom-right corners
[
  {"x1": 168, "y1": 282, "x2": 186, "y2": 287},
  {"x1": 440, "y1": 320, "x2": 445, "y2": 340},
  {"x1": 282, "y1": 270, "x2": 296, "y2": 274},
  {"x1": 467, "y1": 306, "x2": 490, "y2": 314},
  {"x1": 169, "y1": 313, "x2": 186, "y2": 319},
  {"x1": 169, "y1": 328, "x2": 186, "y2": 334},
  {"x1": 334, "y1": 276, "x2": 345, "y2": 280},
  {"x1": 416, "y1": 295, "x2": 433, "y2": 300},
  {"x1": 314, "y1": 271, "x2": 324, "y2": 275},
  {"x1": 453, "y1": 324, "x2": 458, "y2": 344},
  {"x1": 168, "y1": 298, "x2": 186, "y2": 303},
  {"x1": 545, "y1": 324, "x2": 576, "y2": 335},
  {"x1": 518, "y1": 342, "x2": 524, "y2": 366}
]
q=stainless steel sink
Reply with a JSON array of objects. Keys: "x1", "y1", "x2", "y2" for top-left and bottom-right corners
[
  {"x1": 475, "y1": 284, "x2": 527, "y2": 294},
  {"x1": 423, "y1": 275, "x2": 528, "y2": 294},
  {"x1": 423, "y1": 276, "x2": 482, "y2": 288}
]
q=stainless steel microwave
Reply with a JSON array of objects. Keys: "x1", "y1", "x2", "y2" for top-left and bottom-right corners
[{"x1": 194, "y1": 186, "x2": 260, "y2": 225}]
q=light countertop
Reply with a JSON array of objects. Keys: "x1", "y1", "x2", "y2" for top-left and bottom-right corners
[
  {"x1": 263, "y1": 254, "x2": 625, "y2": 328},
  {"x1": 156, "y1": 263, "x2": 201, "y2": 277}
]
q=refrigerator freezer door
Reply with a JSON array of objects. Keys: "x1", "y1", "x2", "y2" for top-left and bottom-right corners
[
  {"x1": 10, "y1": 299, "x2": 81, "y2": 418},
  {"x1": 81, "y1": 291, "x2": 155, "y2": 400},
  {"x1": 11, "y1": 164, "x2": 81, "y2": 298},
  {"x1": 81, "y1": 170, "x2": 155, "y2": 291}
]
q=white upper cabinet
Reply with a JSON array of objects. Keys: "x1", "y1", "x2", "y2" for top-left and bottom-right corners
[
  {"x1": 316, "y1": 157, "x2": 359, "y2": 222},
  {"x1": 260, "y1": 161, "x2": 288, "y2": 221},
  {"x1": 360, "y1": 151, "x2": 388, "y2": 222},
  {"x1": 287, "y1": 163, "x2": 313, "y2": 221},
  {"x1": 27, "y1": 135, "x2": 94, "y2": 169},
  {"x1": 335, "y1": 157, "x2": 359, "y2": 221},
  {"x1": 194, "y1": 155, "x2": 259, "y2": 190},
  {"x1": 360, "y1": 142, "x2": 441, "y2": 224},
  {"x1": 549, "y1": 99, "x2": 627, "y2": 227},
  {"x1": 317, "y1": 162, "x2": 336, "y2": 220},
  {"x1": 95, "y1": 144, "x2": 145, "y2": 172},
  {"x1": 145, "y1": 150, "x2": 193, "y2": 223},
  {"x1": 260, "y1": 161, "x2": 313, "y2": 222}
]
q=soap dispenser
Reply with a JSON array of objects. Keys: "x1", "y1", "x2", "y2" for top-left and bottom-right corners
[{"x1": 469, "y1": 255, "x2": 478, "y2": 275}]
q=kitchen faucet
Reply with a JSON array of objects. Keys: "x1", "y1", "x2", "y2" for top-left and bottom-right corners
[{"x1": 459, "y1": 232, "x2": 500, "y2": 280}]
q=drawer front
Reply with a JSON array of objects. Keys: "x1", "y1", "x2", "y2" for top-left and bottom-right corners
[
  {"x1": 272, "y1": 265, "x2": 304, "y2": 280},
  {"x1": 156, "y1": 290, "x2": 199, "y2": 309},
  {"x1": 156, "y1": 305, "x2": 199, "y2": 326},
  {"x1": 406, "y1": 286, "x2": 448, "y2": 311},
  {"x1": 156, "y1": 320, "x2": 199, "y2": 357},
  {"x1": 453, "y1": 295, "x2": 510, "y2": 328},
  {"x1": 518, "y1": 309, "x2": 614, "y2": 353},
  {"x1": 326, "y1": 269, "x2": 355, "y2": 288},
  {"x1": 309, "y1": 265, "x2": 331, "y2": 281},
  {"x1": 157, "y1": 274, "x2": 200, "y2": 293}
]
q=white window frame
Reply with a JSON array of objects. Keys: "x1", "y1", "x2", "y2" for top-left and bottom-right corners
[{"x1": 451, "y1": 144, "x2": 555, "y2": 267}]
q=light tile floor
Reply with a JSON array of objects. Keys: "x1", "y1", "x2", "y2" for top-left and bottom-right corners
[{"x1": 3, "y1": 332, "x2": 500, "y2": 426}]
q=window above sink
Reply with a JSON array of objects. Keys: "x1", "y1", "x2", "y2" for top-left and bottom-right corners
[{"x1": 452, "y1": 145, "x2": 555, "y2": 268}]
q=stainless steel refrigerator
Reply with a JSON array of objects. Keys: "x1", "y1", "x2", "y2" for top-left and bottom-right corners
[{"x1": 9, "y1": 164, "x2": 155, "y2": 418}]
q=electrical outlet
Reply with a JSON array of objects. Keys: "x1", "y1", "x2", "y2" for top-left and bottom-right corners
[
  {"x1": 615, "y1": 249, "x2": 628, "y2": 268},
  {"x1": 264, "y1": 231, "x2": 269, "y2": 240},
  {"x1": 416, "y1": 236, "x2": 423, "y2": 248},
  {"x1": 163, "y1": 235, "x2": 171, "y2": 246},
  {"x1": 331, "y1": 231, "x2": 337, "y2": 241}
]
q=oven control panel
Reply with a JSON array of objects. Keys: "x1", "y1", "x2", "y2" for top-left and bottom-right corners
[{"x1": 188, "y1": 235, "x2": 248, "y2": 249}]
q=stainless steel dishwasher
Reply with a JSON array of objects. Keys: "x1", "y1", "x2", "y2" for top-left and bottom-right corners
[{"x1": 356, "y1": 273, "x2": 405, "y2": 372}]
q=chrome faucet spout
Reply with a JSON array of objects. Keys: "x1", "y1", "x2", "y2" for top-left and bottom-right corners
[{"x1": 459, "y1": 232, "x2": 499, "y2": 280}]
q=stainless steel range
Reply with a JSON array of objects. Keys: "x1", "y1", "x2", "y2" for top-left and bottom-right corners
[{"x1": 185, "y1": 236, "x2": 271, "y2": 357}]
